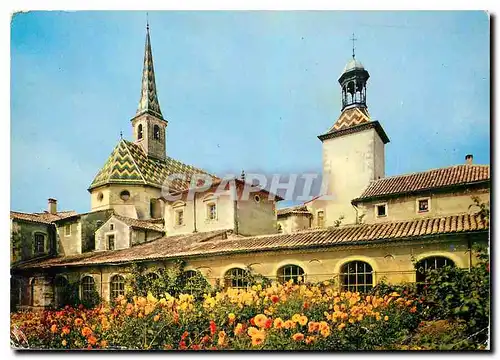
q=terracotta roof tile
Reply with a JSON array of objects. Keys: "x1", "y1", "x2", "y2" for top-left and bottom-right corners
[
  {"x1": 10, "y1": 210, "x2": 77, "y2": 225},
  {"x1": 113, "y1": 214, "x2": 164, "y2": 232},
  {"x1": 277, "y1": 205, "x2": 312, "y2": 217},
  {"x1": 16, "y1": 213, "x2": 487, "y2": 270},
  {"x1": 353, "y1": 164, "x2": 490, "y2": 202}
]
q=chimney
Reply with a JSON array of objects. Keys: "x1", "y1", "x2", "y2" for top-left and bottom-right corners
[
  {"x1": 465, "y1": 154, "x2": 473, "y2": 165},
  {"x1": 48, "y1": 198, "x2": 57, "y2": 214}
]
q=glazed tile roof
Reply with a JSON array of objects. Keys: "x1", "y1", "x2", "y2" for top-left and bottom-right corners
[
  {"x1": 317, "y1": 107, "x2": 390, "y2": 144},
  {"x1": 277, "y1": 205, "x2": 312, "y2": 217},
  {"x1": 88, "y1": 139, "x2": 217, "y2": 191},
  {"x1": 16, "y1": 213, "x2": 487, "y2": 269},
  {"x1": 353, "y1": 164, "x2": 490, "y2": 203},
  {"x1": 113, "y1": 214, "x2": 164, "y2": 232},
  {"x1": 10, "y1": 210, "x2": 77, "y2": 225}
]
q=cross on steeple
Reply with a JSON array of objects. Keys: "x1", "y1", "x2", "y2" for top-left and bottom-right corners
[{"x1": 350, "y1": 33, "x2": 357, "y2": 59}]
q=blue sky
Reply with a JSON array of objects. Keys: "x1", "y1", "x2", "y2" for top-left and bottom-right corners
[{"x1": 11, "y1": 11, "x2": 490, "y2": 213}]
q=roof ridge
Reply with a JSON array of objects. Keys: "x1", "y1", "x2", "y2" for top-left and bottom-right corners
[{"x1": 377, "y1": 164, "x2": 490, "y2": 181}]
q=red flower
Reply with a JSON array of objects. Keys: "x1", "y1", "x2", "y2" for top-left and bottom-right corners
[
  {"x1": 209, "y1": 320, "x2": 217, "y2": 336},
  {"x1": 265, "y1": 318, "x2": 273, "y2": 329},
  {"x1": 181, "y1": 331, "x2": 189, "y2": 340},
  {"x1": 303, "y1": 302, "x2": 310, "y2": 310},
  {"x1": 202, "y1": 335, "x2": 211, "y2": 344},
  {"x1": 250, "y1": 318, "x2": 256, "y2": 326},
  {"x1": 79, "y1": 304, "x2": 84, "y2": 310},
  {"x1": 191, "y1": 344, "x2": 201, "y2": 350},
  {"x1": 271, "y1": 295, "x2": 280, "y2": 304}
]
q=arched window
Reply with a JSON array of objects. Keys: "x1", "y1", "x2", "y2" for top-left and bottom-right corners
[
  {"x1": 340, "y1": 261, "x2": 373, "y2": 293},
  {"x1": 54, "y1": 276, "x2": 69, "y2": 307},
  {"x1": 416, "y1": 256, "x2": 455, "y2": 285},
  {"x1": 110, "y1": 275, "x2": 125, "y2": 302},
  {"x1": 137, "y1": 124, "x2": 143, "y2": 140},
  {"x1": 224, "y1": 268, "x2": 249, "y2": 289},
  {"x1": 277, "y1": 265, "x2": 305, "y2": 284},
  {"x1": 81, "y1": 276, "x2": 95, "y2": 302},
  {"x1": 153, "y1": 125, "x2": 160, "y2": 140},
  {"x1": 182, "y1": 270, "x2": 198, "y2": 284}
]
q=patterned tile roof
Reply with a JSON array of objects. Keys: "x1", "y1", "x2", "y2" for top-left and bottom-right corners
[
  {"x1": 277, "y1": 205, "x2": 312, "y2": 217},
  {"x1": 88, "y1": 139, "x2": 216, "y2": 191},
  {"x1": 353, "y1": 164, "x2": 490, "y2": 202},
  {"x1": 10, "y1": 210, "x2": 77, "y2": 225},
  {"x1": 327, "y1": 106, "x2": 371, "y2": 133},
  {"x1": 113, "y1": 214, "x2": 164, "y2": 232},
  {"x1": 16, "y1": 213, "x2": 487, "y2": 269}
]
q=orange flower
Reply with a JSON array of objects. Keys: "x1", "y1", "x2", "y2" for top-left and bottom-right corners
[
  {"x1": 74, "y1": 318, "x2": 84, "y2": 326},
  {"x1": 153, "y1": 314, "x2": 160, "y2": 322},
  {"x1": 298, "y1": 315, "x2": 308, "y2": 326},
  {"x1": 217, "y1": 331, "x2": 227, "y2": 346},
  {"x1": 320, "y1": 327, "x2": 331, "y2": 338},
  {"x1": 81, "y1": 326, "x2": 92, "y2": 337},
  {"x1": 292, "y1": 333, "x2": 305, "y2": 342},
  {"x1": 251, "y1": 330, "x2": 266, "y2": 347},
  {"x1": 50, "y1": 324, "x2": 58, "y2": 333},
  {"x1": 337, "y1": 323, "x2": 346, "y2": 331},
  {"x1": 100, "y1": 340, "x2": 108, "y2": 348},
  {"x1": 305, "y1": 336, "x2": 316, "y2": 345},
  {"x1": 62, "y1": 326, "x2": 70, "y2": 336},
  {"x1": 410, "y1": 306, "x2": 417, "y2": 313},
  {"x1": 87, "y1": 335, "x2": 97, "y2": 346},
  {"x1": 270, "y1": 295, "x2": 280, "y2": 304},
  {"x1": 283, "y1": 320, "x2": 295, "y2": 329},
  {"x1": 235, "y1": 323, "x2": 245, "y2": 336},
  {"x1": 273, "y1": 318, "x2": 284, "y2": 329},
  {"x1": 308, "y1": 321, "x2": 319, "y2": 333},
  {"x1": 254, "y1": 314, "x2": 268, "y2": 329}
]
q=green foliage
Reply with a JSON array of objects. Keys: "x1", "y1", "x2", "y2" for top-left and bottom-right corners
[
  {"x1": 421, "y1": 245, "x2": 489, "y2": 346},
  {"x1": 125, "y1": 261, "x2": 212, "y2": 300}
]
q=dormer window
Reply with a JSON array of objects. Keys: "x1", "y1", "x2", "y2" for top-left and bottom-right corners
[
  {"x1": 153, "y1": 125, "x2": 160, "y2": 140},
  {"x1": 417, "y1": 198, "x2": 430, "y2": 213},
  {"x1": 64, "y1": 224, "x2": 71, "y2": 236},
  {"x1": 137, "y1": 124, "x2": 143, "y2": 140},
  {"x1": 376, "y1": 203, "x2": 387, "y2": 217},
  {"x1": 176, "y1": 209, "x2": 184, "y2": 226},
  {"x1": 107, "y1": 235, "x2": 115, "y2": 250},
  {"x1": 207, "y1": 203, "x2": 217, "y2": 221}
]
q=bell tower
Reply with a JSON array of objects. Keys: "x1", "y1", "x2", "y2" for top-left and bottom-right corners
[
  {"x1": 130, "y1": 22, "x2": 168, "y2": 161},
  {"x1": 315, "y1": 36, "x2": 390, "y2": 225}
]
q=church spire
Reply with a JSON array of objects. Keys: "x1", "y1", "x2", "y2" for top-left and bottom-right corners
[{"x1": 136, "y1": 23, "x2": 163, "y2": 119}]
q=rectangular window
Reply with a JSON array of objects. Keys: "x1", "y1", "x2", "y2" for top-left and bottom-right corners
[
  {"x1": 64, "y1": 224, "x2": 71, "y2": 236},
  {"x1": 34, "y1": 234, "x2": 45, "y2": 254},
  {"x1": 207, "y1": 203, "x2": 217, "y2": 220},
  {"x1": 107, "y1": 235, "x2": 115, "y2": 250},
  {"x1": 376, "y1": 204, "x2": 387, "y2": 217},
  {"x1": 176, "y1": 210, "x2": 184, "y2": 226},
  {"x1": 317, "y1": 210, "x2": 325, "y2": 227},
  {"x1": 110, "y1": 223, "x2": 114, "y2": 230},
  {"x1": 418, "y1": 198, "x2": 430, "y2": 213}
]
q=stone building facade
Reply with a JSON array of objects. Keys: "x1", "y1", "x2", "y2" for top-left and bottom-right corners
[{"x1": 10, "y1": 25, "x2": 490, "y2": 310}]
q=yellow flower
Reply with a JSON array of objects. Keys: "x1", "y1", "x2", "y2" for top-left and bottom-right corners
[
  {"x1": 153, "y1": 314, "x2": 160, "y2": 322},
  {"x1": 283, "y1": 320, "x2": 296, "y2": 329},
  {"x1": 218, "y1": 331, "x2": 227, "y2": 346},
  {"x1": 251, "y1": 330, "x2": 266, "y2": 347},
  {"x1": 337, "y1": 323, "x2": 346, "y2": 331},
  {"x1": 61, "y1": 339, "x2": 67, "y2": 346},
  {"x1": 292, "y1": 333, "x2": 305, "y2": 341},
  {"x1": 292, "y1": 314, "x2": 301, "y2": 322},
  {"x1": 298, "y1": 315, "x2": 308, "y2": 326},
  {"x1": 254, "y1": 314, "x2": 268, "y2": 329},
  {"x1": 247, "y1": 326, "x2": 259, "y2": 337},
  {"x1": 305, "y1": 336, "x2": 316, "y2": 345},
  {"x1": 228, "y1": 313, "x2": 236, "y2": 322},
  {"x1": 384, "y1": 315, "x2": 389, "y2": 321},
  {"x1": 320, "y1": 326, "x2": 331, "y2": 338}
]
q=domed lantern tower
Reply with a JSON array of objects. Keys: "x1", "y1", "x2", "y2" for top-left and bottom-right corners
[{"x1": 339, "y1": 57, "x2": 370, "y2": 110}]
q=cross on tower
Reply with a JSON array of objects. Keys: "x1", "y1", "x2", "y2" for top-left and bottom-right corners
[{"x1": 350, "y1": 33, "x2": 357, "y2": 59}]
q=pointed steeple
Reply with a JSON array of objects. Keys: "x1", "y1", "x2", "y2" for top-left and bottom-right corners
[{"x1": 136, "y1": 23, "x2": 163, "y2": 119}]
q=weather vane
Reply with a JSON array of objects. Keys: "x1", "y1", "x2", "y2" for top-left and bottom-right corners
[
  {"x1": 146, "y1": 12, "x2": 149, "y2": 30},
  {"x1": 120, "y1": 131, "x2": 123, "y2": 139},
  {"x1": 350, "y1": 33, "x2": 357, "y2": 59}
]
